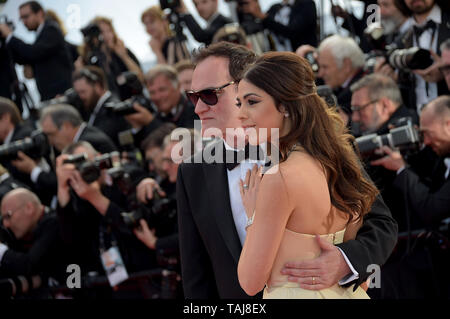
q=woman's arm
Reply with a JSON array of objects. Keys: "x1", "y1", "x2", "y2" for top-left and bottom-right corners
[{"x1": 238, "y1": 167, "x2": 293, "y2": 296}]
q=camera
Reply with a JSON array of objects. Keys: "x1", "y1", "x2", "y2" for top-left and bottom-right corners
[
  {"x1": 364, "y1": 23, "x2": 434, "y2": 72},
  {"x1": 0, "y1": 130, "x2": 49, "y2": 162},
  {"x1": 355, "y1": 117, "x2": 422, "y2": 159},
  {"x1": 0, "y1": 15, "x2": 15, "y2": 39},
  {"x1": 38, "y1": 88, "x2": 82, "y2": 110},
  {"x1": 305, "y1": 51, "x2": 319, "y2": 73},
  {"x1": 63, "y1": 151, "x2": 121, "y2": 184},
  {"x1": 317, "y1": 85, "x2": 337, "y2": 108},
  {"x1": 81, "y1": 23, "x2": 102, "y2": 45},
  {"x1": 160, "y1": 0, "x2": 181, "y2": 10}
]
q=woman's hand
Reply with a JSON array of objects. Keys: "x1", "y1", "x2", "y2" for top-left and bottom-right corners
[{"x1": 239, "y1": 164, "x2": 262, "y2": 219}]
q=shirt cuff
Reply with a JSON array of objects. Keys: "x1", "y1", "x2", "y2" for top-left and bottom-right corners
[
  {"x1": 337, "y1": 247, "x2": 359, "y2": 285},
  {"x1": 30, "y1": 166, "x2": 43, "y2": 183},
  {"x1": 0, "y1": 243, "x2": 9, "y2": 265},
  {"x1": 396, "y1": 166, "x2": 406, "y2": 175}
]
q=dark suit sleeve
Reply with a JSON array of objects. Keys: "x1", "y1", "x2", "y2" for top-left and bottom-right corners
[
  {"x1": 181, "y1": 14, "x2": 228, "y2": 45},
  {"x1": 336, "y1": 169, "x2": 398, "y2": 288},
  {"x1": 0, "y1": 217, "x2": 59, "y2": 277},
  {"x1": 176, "y1": 165, "x2": 219, "y2": 298},
  {"x1": 262, "y1": 2, "x2": 316, "y2": 40},
  {"x1": 393, "y1": 168, "x2": 450, "y2": 225},
  {"x1": 7, "y1": 26, "x2": 64, "y2": 64}
]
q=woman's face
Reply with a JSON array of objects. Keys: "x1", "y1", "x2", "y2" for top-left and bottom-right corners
[
  {"x1": 237, "y1": 79, "x2": 286, "y2": 145},
  {"x1": 143, "y1": 15, "x2": 166, "y2": 38},
  {"x1": 98, "y1": 22, "x2": 115, "y2": 47}
]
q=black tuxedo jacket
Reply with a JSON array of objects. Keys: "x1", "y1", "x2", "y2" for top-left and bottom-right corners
[
  {"x1": 182, "y1": 13, "x2": 232, "y2": 45},
  {"x1": 88, "y1": 94, "x2": 131, "y2": 149},
  {"x1": 334, "y1": 68, "x2": 366, "y2": 115},
  {"x1": 263, "y1": 0, "x2": 318, "y2": 49},
  {"x1": 393, "y1": 157, "x2": 450, "y2": 227},
  {"x1": 177, "y1": 140, "x2": 398, "y2": 298},
  {"x1": 7, "y1": 20, "x2": 72, "y2": 101}
]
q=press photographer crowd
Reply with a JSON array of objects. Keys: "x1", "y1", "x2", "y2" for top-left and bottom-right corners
[{"x1": 0, "y1": 0, "x2": 449, "y2": 299}]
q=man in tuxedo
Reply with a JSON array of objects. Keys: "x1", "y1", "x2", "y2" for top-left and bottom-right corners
[
  {"x1": 441, "y1": 39, "x2": 450, "y2": 89},
  {"x1": 72, "y1": 66, "x2": 131, "y2": 149},
  {"x1": 316, "y1": 35, "x2": 367, "y2": 116},
  {"x1": 0, "y1": 1, "x2": 72, "y2": 101},
  {"x1": 176, "y1": 42, "x2": 398, "y2": 298},
  {"x1": 240, "y1": 0, "x2": 318, "y2": 51},
  {"x1": 177, "y1": 0, "x2": 232, "y2": 46}
]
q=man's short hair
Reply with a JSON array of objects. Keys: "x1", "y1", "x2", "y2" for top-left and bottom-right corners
[
  {"x1": 40, "y1": 104, "x2": 83, "y2": 129},
  {"x1": 141, "y1": 122, "x2": 177, "y2": 151},
  {"x1": 72, "y1": 66, "x2": 108, "y2": 90},
  {"x1": 0, "y1": 97, "x2": 22, "y2": 125},
  {"x1": 19, "y1": 1, "x2": 44, "y2": 13},
  {"x1": 62, "y1": 141, "x2": 99, "y2": 156},
  {"x1": 145, "y1": 64, "x2": 179, "y2": 87},
  {"x1": 192, "y1": 42, "x2": 257, "y2": 82},
  {"x1": 350, "y1": 73, "x2": 403, "y2": 106},
  {"x1": 174, "y1": 59, "x2": 195, "y2": 74},
  {"x1": 318, "y1": 35, "x2": 365, "y2": 69}
]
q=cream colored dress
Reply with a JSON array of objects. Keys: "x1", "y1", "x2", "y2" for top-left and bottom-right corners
[{"x1": 263, "y1": 228, "x2": 370, "y2": 299}]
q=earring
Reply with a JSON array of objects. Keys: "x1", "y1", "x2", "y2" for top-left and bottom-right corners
[{"x1": 284, "y1": 113, "x2": 289, "y2": 118}]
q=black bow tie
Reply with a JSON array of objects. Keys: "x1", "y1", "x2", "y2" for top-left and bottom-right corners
[
  {"x1": 413, "y1": 20, "x2": 437, "y2": 39},
  {"x1": 225, "y1": 144, "x2": 266, "y2": 171}
]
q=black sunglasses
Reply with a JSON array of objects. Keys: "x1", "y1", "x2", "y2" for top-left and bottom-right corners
[{"x1": 186, "y1": 81, "x2": 235, "y2": 106}]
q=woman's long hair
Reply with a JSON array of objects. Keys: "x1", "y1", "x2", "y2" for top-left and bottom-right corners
[{"x1": 243, "y1": 52, "x2": 378, "y2": 222}]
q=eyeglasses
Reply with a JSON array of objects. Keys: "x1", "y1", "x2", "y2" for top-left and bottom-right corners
[
  {"x1": 351, "y1": 100, "x2": 379, "y2": 113},
  {"x1": 1, "y1": 204, "x2": 26, "y2": 222},
  {"x1": 186, "y1": 81, "x2": 235, "y2": 106}
]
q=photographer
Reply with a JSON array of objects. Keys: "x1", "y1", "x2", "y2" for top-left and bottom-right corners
[
  {"x1": 0, "y1": 1, "x2": 72, "y2": 101},
  {"x1": 369, "y1": 95, "x2": 450, "y2": 298},
  {"x1": 441, "y1": 39, "x2": 450, "y2": 89},
  {"x1": 377, "y1": 0, "x2": 450, "y2": 113},
  {"x1": 177, "y1": 0, "x2": 232, "y2": 46},
  {"x1": 0, "y1": 188, "x2": 65, "y2": 285},
  {"x1": 56, "y1": 142, "x2": 157, "y2": 289},
  {"x1": 239, "y1": 0, "x2": 317, "y2": 51},
  {"x1": 350, "y1": 74, "x2": 419, "y2": 230},
  {"x1": 72, "y1": 66, "x2": 131, "y2": 149},
  {"x1": 141, "y1": 6, "x2": 191, "y2": 65}
]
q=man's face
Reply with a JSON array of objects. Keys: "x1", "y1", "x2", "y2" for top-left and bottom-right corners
[
  {"x1": 178, "y1": 68, "x2": 194, "y2": 93},
  {"x1": 379, "y1": 0, "x2": 404, "y2": 33},
  {"x1": 420, "y1": 108, "x2": 450, "y2": 156},
  {"x1": 404, "y1": 0, "x2": 435, "y2": 14},
  {"x1": 193, "y1": 0, "x2": 217, "y2": 21},
  {"x1": 73, "y1": 78, "x2": 101, "y2": 111},
  {"x1": 191, "y1": 56, "x2": 242, "y2": 137},
  {"x1": 1, "y1": 199, "x2": 33, "y2": 240},
  {"x1": 147, "y1": 74, "x2": 181, "y2": 114},
  {"x1": 441, "y1": 49, "x2": 450, "y2": 90},
  {"x1": 19, "y1": 5, "x2": 41, "y2": 31},
  {"x1": 162, "y1": 142, "x2": 179, "y2": 183},
  {"x1": 41, "y1": 116, "x2": 72, "y2": 152},
  {"x1": 145, "y1": 146, "x2": 166, "y2": 178},
  {"x1": 317, "y1": 48, "x2": 349, "y2": 89},
  {"x1": 351, "y1": 88, "x2": 384, "y2": 133}
]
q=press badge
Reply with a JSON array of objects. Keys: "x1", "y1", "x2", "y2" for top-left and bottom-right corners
[{"x1": 100, "y1": 246, "x2": 129, "y2": 287}]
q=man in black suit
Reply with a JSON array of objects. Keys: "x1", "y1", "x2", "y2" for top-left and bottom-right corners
[
  {"x1": 316, "y1": 35, "x2": 367, "y2": 117},
  {"x1": 0, "y1": 1, "x2": 72, "y2": 101},
  {"x1": 177, "y1": 0, "x2": 232, "y2": 46},
  {"x1": 0, "y1": 188, "x2": 65, "y2": 282},
  {"x1": 240, "y1": 0, "x2": 318, "y2": 51},
  {"x1": 72, "y1": 66, "x2": 131, "y2": 149},
  {"x1": 176, "y1": 42, "x2": 398, "y2": 298}
]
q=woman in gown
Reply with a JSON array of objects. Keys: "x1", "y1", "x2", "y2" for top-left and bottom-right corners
[{"x1": 236, "y1": 52, "x2": 379, "y2": 299}]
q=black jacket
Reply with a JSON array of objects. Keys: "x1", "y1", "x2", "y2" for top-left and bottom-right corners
[
  {"x1": 177, "y1": 140, "x2": 398, "y2": 298},
  {"x1": 181, "y1": 13, "x2": 232, "y2": 45},
  {"x1": 262, "y1": 0, "x2": 318, "y2": 50},
  {"x1": 6, "y1": 19, "x2": 72, "y2": 101}
]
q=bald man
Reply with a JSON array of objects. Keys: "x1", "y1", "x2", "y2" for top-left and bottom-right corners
[{"x1": 0, "y1": 188, "x2": 64, "y2": 280}]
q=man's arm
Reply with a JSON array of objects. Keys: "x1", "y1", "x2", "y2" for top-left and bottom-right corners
[{"x1": 176, "y1": 165, "x2": 219, "y2": 298}]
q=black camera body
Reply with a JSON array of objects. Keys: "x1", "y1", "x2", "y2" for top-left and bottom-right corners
[
  {"x1": 38, "y1": 88, "x2": 82, "y2": 110},
  {"x1": 160, "y1": 0, "x2": 181, "y2": 10},
  {"x1": 0, "y1": 130, "x2": 49, "y2": 162},
  {"x1": 356, "y1": 117, "x2": 422, "y2": 159},
  {"x1": 0, "y1": 15, "x2": 15, "y2": 39},
  {"x1": 63, "y1": 151, "x2": 121, "y2": 184}
]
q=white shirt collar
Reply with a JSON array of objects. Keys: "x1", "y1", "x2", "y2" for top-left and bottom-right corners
[
  {"x1": 207, "y1": 12, "x2": 220, "y2": 27},
  {"x1": 36, "y1": 21, "x2": 45, "y2": 39},
  {"x1": 410, "y1": 4, "x2": 442, "y2": 27},
  {"x1": 3, "y1": 128, "x2": 14, "y2": 145}
]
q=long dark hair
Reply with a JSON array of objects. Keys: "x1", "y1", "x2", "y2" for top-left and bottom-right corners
[{"x1": 242, "y1": 52, "x2": 378, "y2": 222}]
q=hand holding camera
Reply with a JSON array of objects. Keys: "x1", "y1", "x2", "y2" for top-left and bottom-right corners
[
  {"x1": 124, "y1": 102, "x2": 154, "y2": 130},
  {"x1": 133, "y1": 219, "x2": 157, "y2": 250},
  {"x1": 56, "y1": 154, "x2": 77, "y2": 207},
  {"x1": 136, "y1": 178, "x2": 166, "y2": 204},
  {"x1": 370, "y1": 146, "x2": 406, "y2": 172}
]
